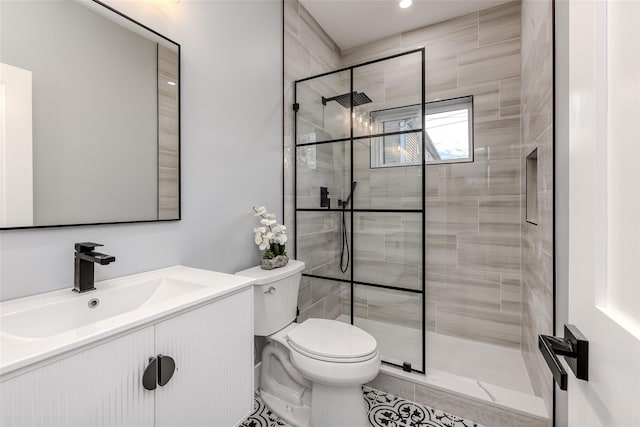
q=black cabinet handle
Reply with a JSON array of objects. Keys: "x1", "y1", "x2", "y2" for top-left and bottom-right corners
[
  {"x1": 157, "y1": 354, "x2": 176, "y2": 387},
  {"x1": 538, "y1": 324, "x2": 589, "y2": 390},
  {"x1": 142, "y1": 357, "x2": 158, "y2": 391}
]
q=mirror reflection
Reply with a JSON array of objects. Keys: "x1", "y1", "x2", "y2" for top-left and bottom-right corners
[{"x1": 0, "y1": 0, "x2": 180, "y2": 228}]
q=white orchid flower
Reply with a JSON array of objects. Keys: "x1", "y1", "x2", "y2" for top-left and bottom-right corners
[
  {"x1": 259, "y1": 236, "x2": 270, "y2": 250},
  {"x1": 253, "y1": 206, "x2": 267, "y2": 216},
  {"x1": 277, "y1": 234, "x2": 288, "y2": 244},
  {"x1": 254, "y1": 232, "x2": 262, "y2": 245},
  {"x1": 253, "y1": 226, "x2": 266, "y2": 233},
  {"x1": 272, "y1": 225, "x2": 283, "y2": 233},
  {"x1": 260, "y1": 218, "x2": 277, "y2": 226},
  {"x1": 265, "y1": 232, "x2": 274, "y2": 240}
]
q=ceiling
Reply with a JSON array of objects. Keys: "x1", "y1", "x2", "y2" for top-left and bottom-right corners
[{"x1": 299, "y1": 0, "x2": 514, "y2": 51}]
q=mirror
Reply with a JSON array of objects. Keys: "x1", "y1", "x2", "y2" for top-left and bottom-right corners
[{"x1": 0, "y1": 0, "x2": 180, "y2": 229}]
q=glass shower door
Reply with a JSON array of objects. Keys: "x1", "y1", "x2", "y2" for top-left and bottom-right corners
[{"x1": 294, "y1": 49, "x2": 426, "y2": 373}]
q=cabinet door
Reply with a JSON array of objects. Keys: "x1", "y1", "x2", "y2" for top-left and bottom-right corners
[
  {"x1": 0, "y1": 327, "x2": 155, "y2": 427},
  {"x1": 154, "y1": 288, "x2": 253, "y2": 427}
]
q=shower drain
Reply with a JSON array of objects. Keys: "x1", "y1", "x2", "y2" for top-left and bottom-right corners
[{"x1": 88, "y1": 298, "x2": 100, "y2": 308}]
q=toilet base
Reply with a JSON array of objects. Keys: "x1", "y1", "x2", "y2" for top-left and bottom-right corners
[
  {"x1": 310, "y1": 383, "x2": 369, "y2": 427},
  {"x1": 261, "y1": 389, "x2": 311, "y2": 427}
]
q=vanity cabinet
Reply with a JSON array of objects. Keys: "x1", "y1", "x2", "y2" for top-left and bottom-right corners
[
  {"x1": 0, "y1": 288, "x2": 253, "y2": 427},
  {"x1": 155, "y1": 287, "x2": 253, "y2": 426}
]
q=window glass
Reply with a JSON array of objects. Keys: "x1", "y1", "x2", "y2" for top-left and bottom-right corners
[{"x1": 370, "y1": 96, "x2": 473, "y2": 168}]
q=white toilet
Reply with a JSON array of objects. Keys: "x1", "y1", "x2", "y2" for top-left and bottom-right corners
[{"x1": 236, "y1": 260, "x2": 380, "y2": 427}]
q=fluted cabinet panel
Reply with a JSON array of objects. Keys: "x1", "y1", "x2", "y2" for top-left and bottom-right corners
[
  {"x1": 155, "y1": 288, "x2": 254, "y2": 427},
  {"x1": 0, "y1": 327, "x2": 155, "y2": 427}
]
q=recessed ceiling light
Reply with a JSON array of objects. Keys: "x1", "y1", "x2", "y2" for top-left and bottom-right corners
[{"x1": 399, "y1": 0, "x2": 412, "y2": 9}]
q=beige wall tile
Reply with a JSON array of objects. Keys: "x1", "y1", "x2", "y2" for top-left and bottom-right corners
[
  {"x1": 341, "y1": 35, "x2": 403, "y2": 67},
  {"x1": 427, "y1": 267, "x2": 502, "y2": 311},
  {"x1": 479, "y1": 195, "x2": 521, "y2": 235},
  {"x1": 458, "y1": 39, "x2": 521, "y2": 86},
  {"x1": 426, "y1": 197, "x2": 479, "y2": 234},
  {"x1": 458, "y1": 233, "x2": 521, "y2": 274},
  {"x1": 474, "y1": 117, "x2": 521, "y2": 161},
  {"x1": 500, "y1": 77, "x2": 521, "y2": 118},
  {"x1": 283, "y1": 0, "x2": 298, "y2": 36},
  {"x1": 426, "y1": 53, "x2": 457, "y2": 93},
  {"x1": 479, "y1": 0, "x2": 522, "y2": 46},
  {"x1": 436, "y1": 303, "x2": 521, "y2": 347},
  {"x1": 402, "y1": 12, "x2": 478, "y2": 54},
  {"x1": 426, "y1": 234, "x2": 458, "y2": 268},
  {"x1": 363, "y1": 286, "x2": 423, "y2": 329},
  {"x1": 500, "y1": 272, "x2": 522, "y2": 313}
]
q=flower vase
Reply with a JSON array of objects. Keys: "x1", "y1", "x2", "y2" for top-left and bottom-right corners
[{"x1": 261, "y1": 255, "x2": 289, "y2": 270}]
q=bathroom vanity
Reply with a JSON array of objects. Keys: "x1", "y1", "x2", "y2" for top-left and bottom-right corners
[{"x1": 0, "y1": 266, "x2": 255, "y2": 426}]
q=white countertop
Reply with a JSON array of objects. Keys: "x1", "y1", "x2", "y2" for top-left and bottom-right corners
[{"x1": 0, "y1": 265, "x2": 255, "y2": 379}]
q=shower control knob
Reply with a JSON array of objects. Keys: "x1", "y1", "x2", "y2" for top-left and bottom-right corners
[{"x1": 265, "y1": 286, "x2": 276, "y2": 295}]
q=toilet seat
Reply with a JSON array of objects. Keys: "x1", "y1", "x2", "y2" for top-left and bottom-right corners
[{"x1": 286, "y1": 318, "x2": 377, "y2": 363}]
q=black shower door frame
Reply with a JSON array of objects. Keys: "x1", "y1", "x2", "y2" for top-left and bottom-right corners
[{"x1": 293, "y1": 48, "x2": 426, "y2": 374}]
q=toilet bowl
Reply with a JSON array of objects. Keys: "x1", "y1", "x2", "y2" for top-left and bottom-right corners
[{"x1": 236, "y1": 260, "x2": 381, "y2": 427}]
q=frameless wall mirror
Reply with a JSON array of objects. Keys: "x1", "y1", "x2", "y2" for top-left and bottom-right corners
[
  {"x1": 0, "y1": 0, "x2": 180, "y2": 229},
  {"x1": 371, "y1": 96, "x2": 473, "y2": 168}
]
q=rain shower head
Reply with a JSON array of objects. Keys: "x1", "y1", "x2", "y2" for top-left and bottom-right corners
[{"x1": 322, "y1": 91, "x2": 372, "y2": 108}]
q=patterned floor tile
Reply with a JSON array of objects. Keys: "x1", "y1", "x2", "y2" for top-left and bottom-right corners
[
  {"x1": 241, "y1": 388, "x2": 483, "y2": 427},
  {"x1": 239, "y1": 392, "x2": 293, "y2": 427}
]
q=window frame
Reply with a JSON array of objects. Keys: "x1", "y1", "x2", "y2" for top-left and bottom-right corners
[{"x1": 370, "y1": 95, "x2": 474, "y2": 168}]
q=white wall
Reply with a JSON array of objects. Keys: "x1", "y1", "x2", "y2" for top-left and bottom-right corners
[{"x1": 0, "y1": 0, "x2": 283, "y2": 301}]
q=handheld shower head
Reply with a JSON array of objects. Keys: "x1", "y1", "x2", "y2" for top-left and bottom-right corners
[{"x1": 339, "y1": 182, "x2": 357, "y2": 208}]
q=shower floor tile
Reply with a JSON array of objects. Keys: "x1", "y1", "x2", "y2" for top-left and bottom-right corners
[{"x1": 240, "y1": 387, "x2": 485, "y2": 427}]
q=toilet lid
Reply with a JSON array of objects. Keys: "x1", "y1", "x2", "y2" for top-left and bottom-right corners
[{"x1": 287, "y1": 319, "x2": 377, "y2": 361}]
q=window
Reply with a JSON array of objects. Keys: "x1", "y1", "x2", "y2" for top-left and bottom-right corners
[{"x1": 370, "y1": 96, "x2": 473, "y2": 168}]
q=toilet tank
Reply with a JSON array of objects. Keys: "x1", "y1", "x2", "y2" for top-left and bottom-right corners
[{"x1": 235, "y1": 260, "x2": 305, "y2": 336}]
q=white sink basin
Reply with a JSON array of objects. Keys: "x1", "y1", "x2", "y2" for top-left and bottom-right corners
[
  {"x1": 2, "y1": 277, "x2": 205, "y2": 339},
  {"x1": 0, "y1": 266, "x2": 256, "y2": 377}
]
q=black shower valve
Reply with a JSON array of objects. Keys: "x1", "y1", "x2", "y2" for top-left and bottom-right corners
[{"x1": 320, "y1": 187, "x2": 331, "y2": 209}]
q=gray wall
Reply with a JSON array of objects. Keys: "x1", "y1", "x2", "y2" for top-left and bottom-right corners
[
  {"x1": 0, "y1": 0, "x2": 282, "y2": 301},
  {"x1": 1, "y1": 1, "x2": 158, "y2": 225},
  {"x1": 520, "y1": 0, "x2": 555, "y2": 415}
]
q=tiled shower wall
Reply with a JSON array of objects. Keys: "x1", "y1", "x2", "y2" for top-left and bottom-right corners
[
  {"x1": 286, "y1": 1, "x2": 525, "y2": 347},
  {"x1": 520, "y1": 0, "x2": 554, "y2": 414},
  {"x1": 283, "y1": 1, "x2": 345, "y2": 321},
  {"x1": 341, "y1": 1, "x2": 524, "y2": 348}
]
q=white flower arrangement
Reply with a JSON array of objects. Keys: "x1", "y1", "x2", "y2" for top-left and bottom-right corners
[{"x1": 253, "y1": 206, "x2": 287, "y2": 259}]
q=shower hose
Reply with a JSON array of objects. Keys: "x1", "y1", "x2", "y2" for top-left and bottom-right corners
[{"x1": 340, "y1": 206, "x2": 350, "y2": 274}]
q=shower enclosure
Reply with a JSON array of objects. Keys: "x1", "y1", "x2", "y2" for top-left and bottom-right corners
[{"x1": 294, "y1": 49, "x2": 427, "y2": 373}]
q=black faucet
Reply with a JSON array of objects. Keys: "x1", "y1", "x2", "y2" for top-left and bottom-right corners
[{"x1": 74, "y1": 242, "x2": 116, "y2": 293}]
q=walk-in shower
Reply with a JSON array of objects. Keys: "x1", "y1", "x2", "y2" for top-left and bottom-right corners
[
  {"x1": 292, "y1": 46, "x2": 548, "y2": 422},
  {"x1": 287, "y1": 1, "x2": 553, "y2": 424}
]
